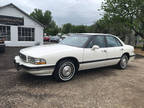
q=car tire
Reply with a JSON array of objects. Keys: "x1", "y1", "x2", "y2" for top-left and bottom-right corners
[
  {"x1": 53, "y1": 59, "x2": 77, "y2": 82},
  {"x1": 118, "y1": 54, "x2": 129, "y2": 69}
]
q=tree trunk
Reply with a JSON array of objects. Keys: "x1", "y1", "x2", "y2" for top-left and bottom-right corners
[
  {"x1": 134, "y1": 34, "x2": 138, "y2": 47},
  {"x1": 128, "y1": 36, "x2": 131, "y2": 45}
]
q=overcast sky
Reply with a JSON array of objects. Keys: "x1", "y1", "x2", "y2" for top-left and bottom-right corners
[{"x1": 0, "y1": 0, "x2": 104, "y2": 26}]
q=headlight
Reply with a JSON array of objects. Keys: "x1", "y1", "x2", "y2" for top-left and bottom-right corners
[{"x1": 28, "y1": 56, "x2": 46, "y2": 65}]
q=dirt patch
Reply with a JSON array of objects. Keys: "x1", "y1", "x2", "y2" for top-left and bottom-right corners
[
  {"x1": 135, "y1": 48, "x2": 144, "y2": 56},
  {"x1": 0, "y1": 47, "x2": 144, "y2": 108}
]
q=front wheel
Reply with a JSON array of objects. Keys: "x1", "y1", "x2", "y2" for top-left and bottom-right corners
[
  {"x1": 118, "y1": 54, "x2": 128, "y2": 69},
  {"x1": 53, "y1": 59, "x2": 77, "y2": 82}
]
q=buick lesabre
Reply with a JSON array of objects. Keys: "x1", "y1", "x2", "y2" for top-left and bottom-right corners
[{"x1": 14, "y1": 33, "x2": 135, "y2": 81}]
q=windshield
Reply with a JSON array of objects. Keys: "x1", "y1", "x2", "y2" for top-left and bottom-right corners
[{"x1": 59, "y1": 35, "x2": 89, "y2": 48}]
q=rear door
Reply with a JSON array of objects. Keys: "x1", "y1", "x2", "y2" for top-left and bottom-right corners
[{"x1": 105, "y1": 35, "x2": 124, "y2": 65}]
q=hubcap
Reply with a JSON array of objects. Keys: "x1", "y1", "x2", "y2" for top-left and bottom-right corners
[
  {"x1": 62, "y1": 66, "x2": 72, "y2": 76},
  {"x1": 121, "y1": 56, "x2": 128, "y2": 68},
  {"x1": 59, "y1": 62, "x2": 75, "y2": 81}
]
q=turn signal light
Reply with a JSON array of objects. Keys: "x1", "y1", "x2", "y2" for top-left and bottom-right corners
[{"x1": 36, "y1": 62, "x2": 46, "y2": 65}]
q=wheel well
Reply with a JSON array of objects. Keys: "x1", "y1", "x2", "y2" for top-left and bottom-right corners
[
  {"x1": 55, "y1": 57, "x2": 79, "y2": 70},
  {"x1": 123, "y1": 53, "x2": 130, "y2": 60}
]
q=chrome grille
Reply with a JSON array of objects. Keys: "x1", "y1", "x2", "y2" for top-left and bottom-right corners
[{"x1": 19, "y1": 53, "x2": 26, "y2": 62}]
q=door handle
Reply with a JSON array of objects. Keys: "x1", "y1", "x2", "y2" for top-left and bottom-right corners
[
  {"x1": 103, "y1": 50, "x2": 107, "y2": 53},
  {"x1": 120, "y1": 48, "x2": 124, "y2": 51}
]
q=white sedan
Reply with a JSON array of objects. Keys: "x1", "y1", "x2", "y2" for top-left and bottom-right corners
[{"x1": 14, "y1": 33, "x2": 135, "y2": 81}]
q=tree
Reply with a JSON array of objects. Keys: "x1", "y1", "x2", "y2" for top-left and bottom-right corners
[
  {"x1": 88, "y1": 14, "x2": 132, "y2": 43},
  {"x1": 74, "y1": 25, "x2": 87, "y2": 33},
  {"x1": 62, "y1": 23, "x2": 72, "y2": 34},
  {"x1": 30, "y1": 9, "x2": 58, "y2": 35},
  {"x1": 61, "y1": 23, "x2": 87, "y2": 34},
  {"x1": 30, "y1": 9, "x2": 52, "y2": 27},
  {"x1": 102, "y1": 0, "x2": 144, "y2": 50}
]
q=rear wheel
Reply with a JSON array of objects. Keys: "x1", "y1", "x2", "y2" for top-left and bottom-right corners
[
  {"x1": 53, "y1": 59, "x2": 77, "y2": 82},
  {"x1": 118, "y1": 54, "x2": 128, "y2": 69}
]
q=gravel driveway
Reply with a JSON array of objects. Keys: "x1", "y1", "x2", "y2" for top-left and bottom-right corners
[{"x1": 0, "y1": 47, "x2": 144, "y2": 108}]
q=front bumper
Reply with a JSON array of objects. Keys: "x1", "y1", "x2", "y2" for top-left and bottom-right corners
[{"x1": 14, "y1": 56, "x2": 55, "y2": 76}]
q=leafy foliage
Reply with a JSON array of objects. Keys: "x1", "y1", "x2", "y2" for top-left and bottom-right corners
[
  {"x1": 89, "y1": 14, "x2": 132, "y2": 41},
  {"x1": 30, "y1": 9, "x2": 59, "y2": 35},
  {"x1": 61, "y1": 23, "x2": 87, "y2": 34},
  {"x1": 102, "y1": 0, "x2": 144, "y2": 39}
]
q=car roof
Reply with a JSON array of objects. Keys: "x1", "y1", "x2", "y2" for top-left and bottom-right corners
[{"x1": 69, "y1": 33, "x2": 114, "y2": 36}]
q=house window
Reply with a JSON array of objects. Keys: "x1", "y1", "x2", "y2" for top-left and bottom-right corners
[
  {"x1": 18, "y1": 27, "x2": 35, "y2": 41},
  {"x1": 0, "y1": 26, "x2": 10, "y2": 41}
]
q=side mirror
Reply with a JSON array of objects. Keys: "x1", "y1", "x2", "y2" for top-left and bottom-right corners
[{"x1": 92, "y1": 45, "x2": 100, "y2": 50}]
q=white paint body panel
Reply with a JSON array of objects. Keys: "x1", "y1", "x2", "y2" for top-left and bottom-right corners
[
  {"x1": 20, "y1": 44, "x2": 84, "y2": 67},
  {"x1": 80, "y1": 48, "x2": 108, "y2": 70}
]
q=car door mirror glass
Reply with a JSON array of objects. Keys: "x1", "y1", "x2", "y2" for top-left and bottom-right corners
[{"x1": 92, "y1": 45, "x2": 100, "y2": 50}]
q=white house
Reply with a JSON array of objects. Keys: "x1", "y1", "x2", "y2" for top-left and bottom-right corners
[{"x1": 0, "y1": 3, "x2": 44, "y2": 46}]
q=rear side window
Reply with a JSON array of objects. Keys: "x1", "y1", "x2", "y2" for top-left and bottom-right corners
[
  {"x1": 115, "y1": 37, "x2": 123, "y2": 46},
  {"x1": 106, "y1": 36, "x2": 122, "y2": 47},
  {"x1": 87, "y1": 36, "x2": 106, "y2": 48}
]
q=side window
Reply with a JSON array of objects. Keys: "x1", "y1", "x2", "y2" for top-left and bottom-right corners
[
  {"x1": 106, "y1": 36, "x2": 122, "y2": 47},
  {"x1": 115, "y1": 38, "x2": 123, "y2": 46},
  {"x1": 87, "y1": 36, "x2": 106, "y2": 48}
]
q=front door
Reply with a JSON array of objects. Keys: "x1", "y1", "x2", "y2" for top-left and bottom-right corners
[{"x1": 80, "y1": 35, "x2": 108, "y2": 70}]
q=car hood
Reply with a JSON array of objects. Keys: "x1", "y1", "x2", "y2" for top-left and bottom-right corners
[{"x1": 20, "y1": 44, "x2": 80, "y2": 57}]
